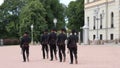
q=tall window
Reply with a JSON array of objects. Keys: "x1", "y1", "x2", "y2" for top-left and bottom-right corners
[
  {"x1": 100, "y1": 34, "x2": 103, "y2": 40},
  {"x1": 110, "y1": 34, "x2": 114, "y2": 40},
  {"x1": 100, "y1": 14, "x2": 102, "y2": 29},
  {"x1": 87, "y1": 17, "x2": 89, "y2": 27},
  {"x1": 93, "y1": 16, "x2": 96, "y2": 29},
  {"x1": 111, "y1": 12, "x2": 114, "y2": 28},
  {"x1": 93, "y1": 35, "x2": 96, "y2": 40}
]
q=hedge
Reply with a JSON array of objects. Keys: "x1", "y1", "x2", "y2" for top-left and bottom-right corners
[{"x1": 3, "y1": 39, "x2": 20, "y2": 45}]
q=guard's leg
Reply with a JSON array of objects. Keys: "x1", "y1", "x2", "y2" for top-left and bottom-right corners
[
  {"x1": 62, "y1": 46, "x2": 66, "y2": 62},
  {"x1": 50, "y1": 45, "x2": 53, "y2": 61},
  {"x1": 58, "y1": 46, "x2": 62, "y2": 62},
  {"x1": 26, "y1": 47, "x2": 29, "y2": 62},
  {"x1": 69, "y1": 48, "x2": 73, "y2": 64},
  {"x1": 73, "y1": 47, "x2": 78, "y2": 64},
  {"x1": 45, "y1": 45, "x2": 49, "y2": 59},
  {"x1": 42, "y1": 45, "x2": 45, "y2": 59},
  {"x1": 22, "y1": 47, "x2": 26, "y2": 62}
]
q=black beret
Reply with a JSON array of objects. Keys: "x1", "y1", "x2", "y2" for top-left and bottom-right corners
[
  {"x1": 61, "y1": 28, "x2": 66, "y2": 32},
  {"x1": 72, "y1": 29, "x2": 76, "y2": 33},
  {"x1": 24, "y1": 31, "x2": 29, "y2": 34},
  {"x1": 51, "y1": 28, "x2": 57, "y2": 31}
]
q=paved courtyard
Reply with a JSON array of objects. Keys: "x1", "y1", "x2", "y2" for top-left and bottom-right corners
[{"x1": 0, "y1": 45, "x2": 120, "y2": 68}]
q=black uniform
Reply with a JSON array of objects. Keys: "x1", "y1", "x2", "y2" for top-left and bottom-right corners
[
  {"x1": 57, "y1": 32, "x2": 67, "y2": 62},
  {"x1": 20, "y1": 34, "x2": 31, "y2": 62},
  {"x1": 41, "y1": 32, "x2": 49, "y2": 59},
  {"x1": 67, "y1": 33, "x2": 78, "y2": 64},
  {"x1": 48, "y1": 31, "x2": 57, "y2": 61}
]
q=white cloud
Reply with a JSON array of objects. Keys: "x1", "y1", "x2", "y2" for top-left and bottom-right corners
[
  {"x1": 60, "y1": 0, "x2": 76, "y2": 6},
  {"x1": 0, "y1": 0, "x2": 4, "y2": 6}
]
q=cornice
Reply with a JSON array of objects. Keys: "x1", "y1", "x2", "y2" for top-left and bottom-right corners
[{"x1": 85, "y1": 0, "x2": 115, "y2": 9}]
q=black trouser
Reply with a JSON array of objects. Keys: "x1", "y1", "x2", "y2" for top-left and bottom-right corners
[
  {"x1": 49, "y1": 44, "x2": 57, "y2": 60},
  {"x1": 22, "y1": 46, "x2": 29, "y2": 62},
  {"x1": 69, "y1": 47, "x2": 77, "y2": 63},
  {"x1": 42, "y1": 44, "x2": 48, "y2": 59},
  {"x1": 58, "y1": 45, "x2": 66, "y2": 62}
]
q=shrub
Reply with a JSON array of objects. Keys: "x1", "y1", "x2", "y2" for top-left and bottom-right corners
[{"x1": 3, "y1": 39, "x2": 20, "y2": 45}]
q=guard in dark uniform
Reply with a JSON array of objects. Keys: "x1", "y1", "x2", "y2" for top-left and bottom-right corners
[
  {"x1": 57, "y1": 28, "x2": 67, "y2": 62},
  {"x1": 67, "y1": 29, "x2": 78, "y2": 64},
  {"x1": 41, "y1": 29, "x2": 49, "y2": 59},
  {"x1": 20, "y1": 32, "x2": 31, "y2": 62},
  {"x1": 48, "y1": 28, "x2": 57, "y2": 61}
]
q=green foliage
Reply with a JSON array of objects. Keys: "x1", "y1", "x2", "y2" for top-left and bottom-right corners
[
  {"x1": 0, "y1": 0, "x2": 66, "y2": 41},
  {"x1": 67, "y1": 0, "x2": 84, "y2": 31},
  {"x1": 0, "y1": 0, "x2": 23, "y2": 38},
  {"x1": 19, "y1": 0, "x2": 47, "y2": 41},
  {"x1": 0, "y1": 0, "x2": 84, "y2": 42},
  {"x1": 40, "y1": 0, "x2": 66, "y2": 30}
]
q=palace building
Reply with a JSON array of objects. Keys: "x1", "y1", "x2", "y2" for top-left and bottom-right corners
[{"x1": 84, "y1": 0, "x2": 120, "y2": 43}]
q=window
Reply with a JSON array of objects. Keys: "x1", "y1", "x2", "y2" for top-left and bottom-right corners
[
  {"x1": 100, "y1": 14, "x2": 102, "y2": 29},
  {"x1": 111, "y1": 12, "x2": 114, "y2": 28},
  {"x1": 100, "y1": 34, "x2": 102, "y2": 40},
  {"x1": 93, "y1": 16, "x2": 96, "y2": 29},
  {"x1": 110, "y1": 34, "x2": 114, "y2": 40},
  {"x1": 87, "y1": 17, "x2": 89, "y2": 27},
  {"x1": 93, "y1": 35, "x2": 96, "y2": 40}
]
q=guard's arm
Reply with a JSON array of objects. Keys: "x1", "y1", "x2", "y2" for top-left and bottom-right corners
[{"x1": 20, "y1": 38, "x2": 23, "y2": 48}]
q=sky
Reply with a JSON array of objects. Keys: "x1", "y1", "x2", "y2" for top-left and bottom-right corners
[
  {"x1": 60, "y1": 0, "x2": 76, "y2": 6},
  {"x1": 0, "y1": 0, "x2": 76, "y2": 6},
  {"x1": 0, "y1": 0, "x2": 4, "y2": 6}
]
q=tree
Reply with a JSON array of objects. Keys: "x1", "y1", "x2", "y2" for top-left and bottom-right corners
[
  {"x1": 67, "y1": 0, "x2": 84, "y2": 31},
  {"x1": 0, "y1": 0, "x2": 24, "y2": 38},
  {"x1": 19, "y1": 0, "x2": 47, "y2": 41},
  {"x1": 0, "y1": 0, "x2": 66, "y2": 41},
  {"x1": 40, "y1": 0, "x2": 66, "y2": 30}
]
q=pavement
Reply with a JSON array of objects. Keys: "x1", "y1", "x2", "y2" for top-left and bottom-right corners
[{"x1": 0, "y1": 45, "x2": 120, "y2": 68}]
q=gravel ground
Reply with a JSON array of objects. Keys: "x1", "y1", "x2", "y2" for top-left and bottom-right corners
[{"x1": 0, "y1": 45, "x2": 120, "y2": 68}]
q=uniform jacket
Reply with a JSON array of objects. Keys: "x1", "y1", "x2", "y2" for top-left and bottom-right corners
[
  {"x1": 48, "y1": 32, "x2": 57, "y2": 45},
  {"x1": 41, "y1": 33, "x2": 49, "y2": 45},
  {"x1": 20, "y1": 36, "x2": 31, "y2": 48},
  {"x1": 57, "y1": 33, "x2": 67, "y2": 46},
  {"x1": 67, "y1": 34, "x2": 78, "y2": 48}
]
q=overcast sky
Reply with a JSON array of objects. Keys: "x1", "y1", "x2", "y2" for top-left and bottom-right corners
[
  {"x1": 60, "y1": 0, "x2": 76, "y2": 6},
  {"x1": 0, "y1": 0, "x2": 76, "y2": 6},
  {"x1": 0, "y1": 0, "x2": 4, "y2": 6}
]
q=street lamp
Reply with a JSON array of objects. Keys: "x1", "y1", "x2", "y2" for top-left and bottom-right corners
[
  {"x1": 65, "y1": 24, "x2": 69, "y2": 37},
  {"x1": 65, "y1": 17, "x2": 68, "y2": 31},
  {"x1": 31, "y1": 24, "x2": 34, "y2": 45},
  {"x1": 94, "y1": 6, "x2": 100, "y2": 41},
  {"x1": 65, "y1": 17, "x2": 69, "y2": 37},
  {"x1": 53, "y1": 18, "x2": 57, "y2": 27},
  {"x1": 94, "y1": 6, "x2": 104, "y2": 44}
]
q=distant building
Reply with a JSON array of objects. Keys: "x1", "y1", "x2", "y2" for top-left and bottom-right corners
[{"x1": 84, "y1": 0, "x2": 120, "y2": 43}]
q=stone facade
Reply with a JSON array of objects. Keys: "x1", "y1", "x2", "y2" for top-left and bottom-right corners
[{"x1": 84, "y1": 0, "x2": 120, "y2": 43}]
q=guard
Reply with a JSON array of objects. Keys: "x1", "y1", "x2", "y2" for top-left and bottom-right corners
[
  {"x1": 41, "y1": 29, "x2": 49, "y2": 59},
  {"x1": 57, "y1": 28, "x2": 67, "y2": 62},
  {"x1": 67, "y1": 29, "x2": 78, "y2": 64},
  {"x1": 48, "y1": 28, "x2": 57, "y2": 61},
  {"x1": 20, "y1": 32, "x2": 31, "y2": 62}
]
